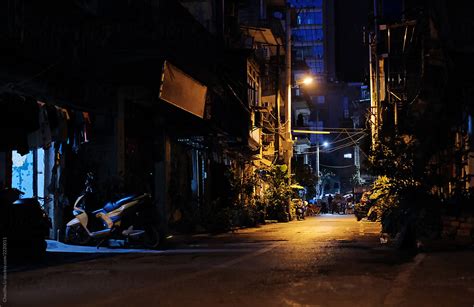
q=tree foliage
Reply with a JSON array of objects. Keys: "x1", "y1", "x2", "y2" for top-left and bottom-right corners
[
  {"x1": 261, "y1": 164, "x2": 293, "y2": 222},
  {"x1": 364, "y1": 135, "x2": 443, "y2": 247},
  {"x1": 293, "y1": 163, "x2": 317, "y2": 200}
]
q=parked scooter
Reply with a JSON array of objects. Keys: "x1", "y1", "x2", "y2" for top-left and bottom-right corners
[
  {"x1": 0, "y1": 188, "x2": 52, "y2": 260},
  {"x1": 65, "y1": 173, "x2": 160, "y2": 248},
  {"x1": 295, "y1": 202, "x2": 306, "y2": 220}
]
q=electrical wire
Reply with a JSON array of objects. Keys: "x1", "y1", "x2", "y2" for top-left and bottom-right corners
[
  {"x1": 331, "y1": 131, "x2": 344, "y2": 142},
  {"x1": 324, "y1": 135, "x2": 367, "y2": 153},
  {"x1": 296, "y1": 134, "x2": 367, "y2": 154},
  {"x1": 297, "y1": 131, "x2": 367, "y2": 150}
]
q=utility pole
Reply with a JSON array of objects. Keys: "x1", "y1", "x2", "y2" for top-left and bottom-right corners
[
  {"x1": 369, "y1": 0, "x2": 379, "y2": 149},
  {"x1": 285, "y1": 1, "x2": 292, "y2": 176},
  {"x1": 315, "y1": 107, "x2": 320, "y2": 197},
  {"x1": 275, "y1": 43, "x2": 281, "y2": 161}
]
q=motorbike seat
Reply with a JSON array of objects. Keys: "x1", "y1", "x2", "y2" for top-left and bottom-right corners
[{"x1": 102, "y1": 195, "x2": 136, "y2": 212}]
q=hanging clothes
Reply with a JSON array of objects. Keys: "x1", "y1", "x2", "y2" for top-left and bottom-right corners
[
  {"x1": 82, "y1": 112, "x2": 91, "y2": 143},
  {"x1": 45, "y1": 104, "x2": 58, "y2": 131},
  {"x1": 51, "y1": 106, "x2": 69, "y2": 143},
  {"x1": 69, "y1": 111, "x2": 92, "y2": 152},
  {"x1": 27, "y1": 102, "x2": 52, "y2": 150},
  {"x1": 72, "y1": 110, "x2": 83, "y2": 152},
  {"x1": 66, "y1": 108, "x2": 75, "y2": 148}
]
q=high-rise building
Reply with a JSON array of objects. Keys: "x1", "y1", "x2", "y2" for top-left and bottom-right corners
[
  {"x1": 290, "y1": 0, "x2": 328, "y2": 83},
  {"x1": 291, "y1": 0, "x2": 368, "y2": 197}
]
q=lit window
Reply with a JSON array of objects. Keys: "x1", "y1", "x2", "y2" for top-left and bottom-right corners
[
  {"x1": 344, "y1": 153, "x2": 352, "y2": 159},
  {"x1": 296, "y1": 11, "x2": 322, "y2": 25},
  {"x1": 12, "y1": 148, "x2": 45, "y2": 199},
  {"x1": 469, "y1": 115, "x2": 473, "y2": 135}
]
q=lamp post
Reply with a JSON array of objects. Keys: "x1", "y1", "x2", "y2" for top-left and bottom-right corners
[{"x1": 316, "y1": 105, "x2": 320, "y2": 197}]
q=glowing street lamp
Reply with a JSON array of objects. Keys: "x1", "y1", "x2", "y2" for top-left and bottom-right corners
[{"x1": 302, "y1": 76, "x2": 314, "y2": 85}]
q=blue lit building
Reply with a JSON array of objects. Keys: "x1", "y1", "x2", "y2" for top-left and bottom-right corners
[
  {"x1": 290, "y1": 0, "x2": 332, "y2": 82},
  {"x1": 291, "y1": 0, "x2": 367, "y2": 197}
]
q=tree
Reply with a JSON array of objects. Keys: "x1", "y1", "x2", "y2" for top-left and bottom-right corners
[
  {"x1": 293, "y1": 162, "x2": 317, "y2": 200},
  {"x1": 318, "y1": 169, "x2": 335, "y2": 198},
  {"x1": 261, "y1": 164, "x2": 293, "y2": 222}
]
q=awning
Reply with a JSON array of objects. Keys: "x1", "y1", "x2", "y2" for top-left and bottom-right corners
[
  {"x1": 244, "y1": 27, "x2": 278, "y2": 45},
  {"x1": 159, "y1": 61, "x2": 207, "y2": 119},
  {"x1": 240, "y1": 26, "x2": 285, "y2": 56}
]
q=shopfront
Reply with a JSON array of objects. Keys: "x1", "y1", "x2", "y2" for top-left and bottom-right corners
[{"x1": 0, "y1": 93, "x2": 92, "y2": 239}]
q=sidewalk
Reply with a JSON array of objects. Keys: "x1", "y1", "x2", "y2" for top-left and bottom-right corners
[
  {"x1": 389, "y1": 250, "x2": 474, "y2": 306},
  {"x1": 46, "y1": 240, "x2": 166, "y2": 254}
]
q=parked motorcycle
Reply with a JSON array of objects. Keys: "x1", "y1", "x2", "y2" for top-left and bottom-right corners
[
  {"x1": 0, "y1": 188, "x2": 52, "y2": 261},
  {"x1": 295, "y1": 200, "x2": 306, "y2": 221},
  {"x1": 65, "y1": 173, "x2": 160, "y2": 248}
]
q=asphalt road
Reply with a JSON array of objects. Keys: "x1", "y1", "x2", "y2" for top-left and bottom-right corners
[{"x1": 5, "y1": 215, "x2": 474, "y2": 306}]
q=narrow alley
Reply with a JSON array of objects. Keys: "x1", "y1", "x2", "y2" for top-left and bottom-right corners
[{"x1": 8, "y1": 215, "x2": 474, "y2": 306}]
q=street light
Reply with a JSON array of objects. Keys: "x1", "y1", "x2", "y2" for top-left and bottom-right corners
[
  {"x1": 295, "y1": 74, "x2": 315, "y2": 87},
  {"x1": 302, "y1": 76, "x2": 314, "y2": 85}
]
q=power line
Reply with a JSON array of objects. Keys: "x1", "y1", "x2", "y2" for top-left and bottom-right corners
[
  {"x1": 296, "y1": 134, "x2": 367, "y2": 154},
  {"x1": 324, "y1": 135, "x2": 367, "y2": 153},
  {"x1": 298, "y1": 132, "x2": 367, "y2": 151}
]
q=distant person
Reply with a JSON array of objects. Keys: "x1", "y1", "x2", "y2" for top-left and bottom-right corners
[
  {"x1": 321, "y1": 201, "x2": 328, "y2": 214},
  {"x1": 328, "y1": 194, "x2": 334, "y2": 214}
]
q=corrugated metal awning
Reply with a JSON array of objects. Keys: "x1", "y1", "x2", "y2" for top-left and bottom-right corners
[{"x1": 240, "y1": 26, "x2": 285, "y2": 56}]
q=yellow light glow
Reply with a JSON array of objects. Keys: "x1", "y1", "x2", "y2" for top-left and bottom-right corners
[{"x1": 302, "y1": 76, "x2": 314, "y2": 85}]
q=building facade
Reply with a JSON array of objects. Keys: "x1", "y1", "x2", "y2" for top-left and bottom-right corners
[
  {"x1": 367, "y1": 0, "x2": 474, "y2": 201},
  {"x1": 0, "y1": 0, "x2": 293, "y2": 240},
  {"x1": 290, "y1": 0, "x2": 367, "y2": 198}
]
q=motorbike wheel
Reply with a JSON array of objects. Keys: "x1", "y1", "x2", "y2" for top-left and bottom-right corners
[
  {"x1": 143, "y1": 225, "x2": 160, "y2": 249},
  {"x1": 65, "y1": 225, "x2": 90, "y2": 245}
]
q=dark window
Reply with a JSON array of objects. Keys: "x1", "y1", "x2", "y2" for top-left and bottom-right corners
[
  {"x1": 294, "y1": 45, "x2": 324, "y2": 60},
  {"x1": 297, "y1": 114, "x2": 304, "y2": 127},
  {"x1": 343, "y1": 97, "x2": 349, "y2": 119},
  {"x1": 292, "y1": 29, "x2": 324, "y2": 43}
]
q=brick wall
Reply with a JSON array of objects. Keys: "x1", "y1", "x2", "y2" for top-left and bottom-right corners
[{"x1": 441, "y1": 215, "x2": 474, "y2": 243}]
